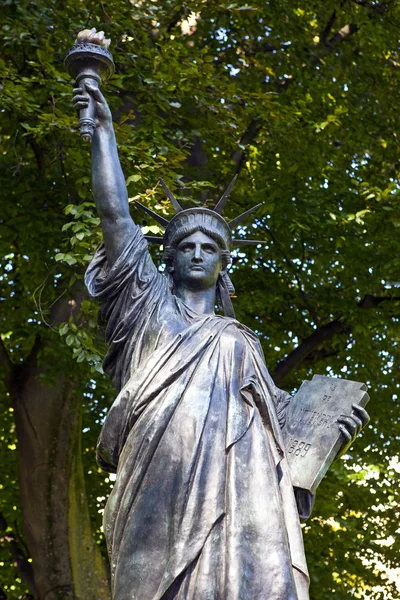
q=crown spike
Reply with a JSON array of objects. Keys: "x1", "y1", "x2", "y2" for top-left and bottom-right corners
[
  {"x1": 144, "y1": 235, "x2": 164, "y2": 244},
  {"x1": 229, "y1": 202, "x2": 264, "y2": 230},
  {"x1": 213, "y1": 174, "x2": 238, "y2": 214},
  {"x1": 159, "y1": 178, "x2": 183, "y2": 213},
  {"x1": 135, "y1": 200, "x2": 170, "y2": 228}
]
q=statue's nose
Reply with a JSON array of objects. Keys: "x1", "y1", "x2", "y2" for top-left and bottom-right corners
[{"x1": 193, "y1": 245, "x2": 203, "y2": 261}]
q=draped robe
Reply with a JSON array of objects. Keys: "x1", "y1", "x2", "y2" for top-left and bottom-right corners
[{"x1": 85, "y1": 224, "x2": 311, "y2": 600}]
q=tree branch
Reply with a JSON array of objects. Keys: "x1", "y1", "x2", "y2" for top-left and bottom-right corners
[
  {"x1": 228, "y1": 0, "x2": 395, "y2": 171},
  {"x1": 351, "y1": 0, "x2": 390, "y2": 13},
  {"x1": 272, "y1": 293, "x2": 400, "y2": 385},
  {"x1": 231, "y1": 118, "x2": 261, "y2": 173},
  {"x1": 0, "y1": 513, "x2": 38, "y2": 598},
  {"x1": 320, "y1": 10, "x2": 337, "y2": 46},
  {"x1": 329, "y1": 23, "x2": 359, "y2": 45},
  {"x1": 99, "y1": 0, "x2": 113, "y2": 22},
  {"x1": 0, "y1": 337, "x2": 13, "y2": 371},
  {"x1": 0, "y1": 337, "x2": 14, "y2": 392},
  {"x1": 358, "y1": 293, "x2": 400, "y2": 308},
  {"x1": 8, "y1": 335, "x2": 43, "y2": 403},
  {"x1": 27, "y1": 136, "x2": 45, "y2": 179},
  {"x1": 272, "y1": 319, "x2": 348, "y2": 385},
  {"x1": 230, "y1": 15, "x2": 356, "y2": 172},
  {"x1": 166, "y1": 13, "x2": 182, "y2": 33}
]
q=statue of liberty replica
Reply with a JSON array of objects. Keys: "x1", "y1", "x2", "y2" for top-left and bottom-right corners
[{"x1": 67, "y1": 30, "x2": 369, "y2": 600}]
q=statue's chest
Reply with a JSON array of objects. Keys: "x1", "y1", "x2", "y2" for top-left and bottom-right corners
[{"x1": 136, "y1": 297, "x2": 190, "y2": 358}]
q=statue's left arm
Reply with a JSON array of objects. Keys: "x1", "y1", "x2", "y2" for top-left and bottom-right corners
[
  {"x1": 276, "y1": 383, "x2": 369, "y2": 459},
  {"x1": 275, "y1": 384, "x2": 369, "y2": 521}
]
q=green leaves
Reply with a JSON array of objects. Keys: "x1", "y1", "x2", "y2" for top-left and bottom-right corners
[
  {"x1": 126, "y1": 173, "x2": 142, "y2": 185},
  {"x1": 58, "y1": 300, "x2": 104, "y2": 373},
  {"x1": 59, "y1": 202, "x2": 101, "y2": 265},
  {"x1": 1, "y1": 0, "x2": 400, "y2": 597},
  {"x1": 55, "y1": 253, "x2": 78, "y2": 265}
]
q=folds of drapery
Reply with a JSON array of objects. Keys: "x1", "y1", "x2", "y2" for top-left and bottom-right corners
[
  {"x1": 97, "y1": 318, "x2": 310, "y2": 600},
  {"x1": 86, "y1": 229, "x2": 311, "y2": 600},
  {"x1": 85, "y1": 226, "x2": 169, "y2": 392}
]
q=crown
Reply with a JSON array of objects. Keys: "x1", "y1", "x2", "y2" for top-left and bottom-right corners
[{"x1": 135, "y1": 175, "x2": 264, "y2": 248}]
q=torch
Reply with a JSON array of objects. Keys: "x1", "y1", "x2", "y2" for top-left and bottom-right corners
[{"x1": 64, "y1": 29, "x2": 114, "y2": 141}]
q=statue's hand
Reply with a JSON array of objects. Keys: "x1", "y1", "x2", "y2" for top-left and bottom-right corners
[
  {"x1": 72, "y1": 82, "x2": 112, "y2": 130},
  {"x1": 336, "y1": 404, "x2": 370, "y2": 459}
]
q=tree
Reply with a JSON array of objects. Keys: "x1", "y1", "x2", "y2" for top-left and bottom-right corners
[{"x1": 1, "y1": 0, "x2": 400, "y2": 598}]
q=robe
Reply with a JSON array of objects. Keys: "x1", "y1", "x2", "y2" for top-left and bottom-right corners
[{"x1": 85, "y1": 224, "x2": 311, "y2": 600}]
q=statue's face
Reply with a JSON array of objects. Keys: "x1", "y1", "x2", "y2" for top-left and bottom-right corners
[{"x1": 173, "y1": 230, "x2": 222, "y2": 291}]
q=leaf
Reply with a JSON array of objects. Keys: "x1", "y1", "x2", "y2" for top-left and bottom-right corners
[
  {"x1": 59, "y1": 323, "x2": 69, "y2": 336},
  {"x1": 76, "y1": 351, "x2": 86, "y2": 363},
  {"x1": 65, "y1": 334, "x2": 75, "y2": 347},
  {"x1": 64, "y1": 255, "x2": 78, "y2": 265},
  {"x1": 126, "y1": 174, "x2": 142, "y2": 185}
]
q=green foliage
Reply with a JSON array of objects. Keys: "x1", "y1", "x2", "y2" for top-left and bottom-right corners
[{"x1": 1, "y1": 0, "x2": 400, "y2": 598}]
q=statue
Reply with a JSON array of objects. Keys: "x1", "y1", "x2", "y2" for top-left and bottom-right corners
[{"x1": 67, "y1": 31, "x2": 369, "y2": 600}]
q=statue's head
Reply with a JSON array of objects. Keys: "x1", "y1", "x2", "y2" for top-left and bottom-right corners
[
  {"x1": 162, "y1": 209, "x2": 234, "y2": 306},
  {"x1": 135, "y1": 176, "x2": 263, "y2": 317},
  {"x1": 165, "y1": 230, "x2": 227, "y2": 292}
]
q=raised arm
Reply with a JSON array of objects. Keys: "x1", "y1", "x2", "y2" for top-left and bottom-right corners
[{"x1": 73, "y1": 83, "x2": 135, "y2": 265}]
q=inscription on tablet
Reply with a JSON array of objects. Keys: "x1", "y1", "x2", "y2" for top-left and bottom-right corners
[{"x1": 282, "y1": 375, "x2": 369, "y2": 494}]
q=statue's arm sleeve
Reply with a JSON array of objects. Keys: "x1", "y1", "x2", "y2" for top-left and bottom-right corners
[
  {"x1": 294, "y1": 488, "x2": 315, "y2": 522},
  {"x1": 85, "y1": 224, "x2": 167, "y2": 375},
  {"x1": 246, "y1": 336, "x2": 316, "y2": 519},
  {"x1": 274, "y1": 386, "x2": 292, "y2": 429},
  {"x1": 274, "y1": 384, "x2": 316, "y2": 521}
]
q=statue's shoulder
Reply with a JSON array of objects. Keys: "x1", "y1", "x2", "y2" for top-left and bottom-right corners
[{"x1": 217, "y1": 316, "x2": 261, "y2": 346}]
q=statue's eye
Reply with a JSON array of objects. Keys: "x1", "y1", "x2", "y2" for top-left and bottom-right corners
[{"x1": 179, "y1": 243, "x2": 193, "y2": 252}]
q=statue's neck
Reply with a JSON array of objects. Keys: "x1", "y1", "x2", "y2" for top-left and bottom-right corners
[{"x1": 175, "y1": 285, "x2": 216, "y2": 315}]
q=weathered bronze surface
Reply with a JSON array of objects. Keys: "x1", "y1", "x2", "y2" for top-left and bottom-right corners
[
  {"x1": 68, "y1": 31, "x2": 369, "y2": 600},
  {"x1": 283, "y1": 375, "x2": 370, "y2": 494}
]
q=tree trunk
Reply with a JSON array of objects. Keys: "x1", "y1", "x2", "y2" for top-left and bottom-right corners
[{"x1": 5, "y1": 296, "x2": 111, "y2": 600}]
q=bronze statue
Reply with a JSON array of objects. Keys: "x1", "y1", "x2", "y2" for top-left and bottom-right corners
[{"x1": 69, "y1": 31, "x2": 369, "y2": 600}]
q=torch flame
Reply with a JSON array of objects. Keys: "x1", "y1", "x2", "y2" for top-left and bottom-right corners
[{"x1": 75, "y1": 28, "x2": 111, "y2": 50}]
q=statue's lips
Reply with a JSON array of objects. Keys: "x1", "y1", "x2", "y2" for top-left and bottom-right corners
[{"x1": 190, "y1": 265, "x2": 205, "y2": 271}]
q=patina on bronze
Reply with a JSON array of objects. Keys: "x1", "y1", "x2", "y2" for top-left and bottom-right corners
[{"x1": 69, "y1": 29, "x2": 369, "y2": 600}]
